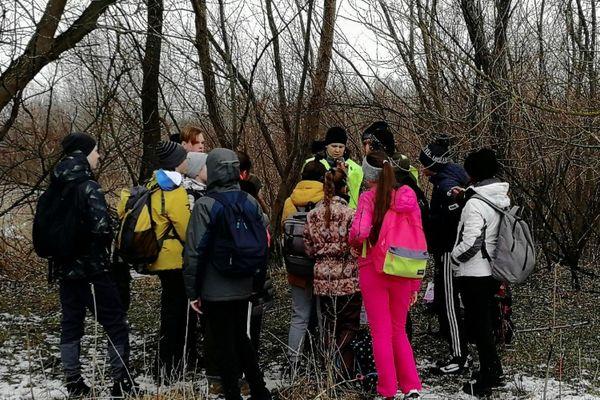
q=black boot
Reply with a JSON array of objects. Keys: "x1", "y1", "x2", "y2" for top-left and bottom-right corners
[
  {"x1": 248, "y1": 387, "x2": 272, "y2": 400},
  {"x1": 470, "y1": 370, "x2": 506, "y2": 388},
  {"x1": 462, "y1": 380, "x2": 492, "y2": 397},
  {"x1": 110, "y1": 376, "x2": 140, "y2": 398},
  {"x1": 65, "y1": 376, "x2": 90, "y2": 398}
]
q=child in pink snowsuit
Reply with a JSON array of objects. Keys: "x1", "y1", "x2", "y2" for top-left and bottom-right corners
[{"x1": 349, "y1": 152, "x2": 423, "y2": 399}]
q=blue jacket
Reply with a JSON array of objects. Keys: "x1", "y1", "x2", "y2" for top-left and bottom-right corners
[{"x1": 427, "y1": 163, "x2": 469, "y2": 253}]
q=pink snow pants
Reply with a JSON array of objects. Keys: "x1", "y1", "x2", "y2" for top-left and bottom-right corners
[{"x1": 359, "y1": 265, "x2": 422, "y2": 397}]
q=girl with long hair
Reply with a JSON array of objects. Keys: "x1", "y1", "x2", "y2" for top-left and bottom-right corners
[
  {"x1": 303, "y1": 167, "x2": 361, "y2": 380},
  {"x1": 350, "y1": 151, "x2": 424, "y2": 400}
]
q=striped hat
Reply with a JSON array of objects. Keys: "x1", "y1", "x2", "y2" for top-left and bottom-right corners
[{"x1": 156, "y1": 141, "x2": 187, "y2": 170}]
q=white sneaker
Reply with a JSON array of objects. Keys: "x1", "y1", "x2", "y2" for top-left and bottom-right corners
[{"x1": 403, "y1": 389, "x2": 420, "y2": 399}]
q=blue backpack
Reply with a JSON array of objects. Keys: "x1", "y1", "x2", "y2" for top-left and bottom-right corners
[{"x1": 208, "y1": 191, "x2": 268, "y2": 278}]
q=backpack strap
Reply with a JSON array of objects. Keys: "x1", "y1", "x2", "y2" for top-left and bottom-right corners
[
  {"x1": 208, "y1": 191, "x2": 248, "y2": 209},
  {"x1": 148, "y1": 183, "x2": 184, "y2": 247},
  {"x1": 295, "y1": 201, "x2": 316, "y2": 214},
  {"x1": 470, "y1": 194, "x2": 511, "y2": 216}
]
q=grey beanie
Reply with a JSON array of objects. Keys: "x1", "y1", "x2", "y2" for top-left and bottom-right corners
[
  {"x1": 362, "y1": 156, "x2": 383, "y2": 182},
  {"x1": 185, "y1": 152, "x2": 208, "y2": 178}
]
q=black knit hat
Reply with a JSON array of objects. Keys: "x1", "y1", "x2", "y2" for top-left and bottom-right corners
[
  {"x1": 61, "y1": 132, "x2": 97, "y2": 156},
  {"x1": 169, "y1": 133, "x2": 182, "y2": 144},
  {"x1": 156, "y1": 141, "x2": 187, "y2": 170},
  {"x1": 464, "y1": 148, "x2": 498, "y2": 181},
  {"x1": 419, "y1": 134, "x2": 452, "y2": 170},
  {"x1": 324, "y1": 127, "x2": 347, "y2": 146},
  {"x1": 362, "y1": 121, "x2": 395, "y2": 156},
  {"x1": 311, "y1": 140, "x2": 326, "y2": 154}
]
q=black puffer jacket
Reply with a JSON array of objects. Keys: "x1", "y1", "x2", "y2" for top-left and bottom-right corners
[
  {"x1": 427, "y1": 162, "x2": 469, "y2": 253},
  {"x1": 52, "y1": 152, "x2": 113, "y2": 280}
]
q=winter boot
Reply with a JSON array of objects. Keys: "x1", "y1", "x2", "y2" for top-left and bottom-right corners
[
  {"x1": 462, "y1": 380, "x2": 492, "y2": 397},
  {"x1": 470, "y1": 370, "x2": 505, "y2": 388},
  {"x1": 65, "y1": 375, "x2": 90, "y2": 398},
  {"x1": 110, "y1": 376, "x2": 140, "y2": 398},
  {"x1": 247, "y1": 388, "x2": 272, "y2": 400}
]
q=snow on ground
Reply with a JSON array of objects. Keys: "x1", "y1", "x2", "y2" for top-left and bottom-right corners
[{"x1": 0, "y1": 312, "x2": 598, "y2": 399}]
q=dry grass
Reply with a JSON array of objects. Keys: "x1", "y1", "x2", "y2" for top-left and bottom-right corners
[{"x1": 0, "y1": 233, "x2": 598, "y2": 399}]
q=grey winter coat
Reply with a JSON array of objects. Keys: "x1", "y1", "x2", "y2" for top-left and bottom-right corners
[{"x1": 183, "y1": 148, "x2": 268, "y2": 302}]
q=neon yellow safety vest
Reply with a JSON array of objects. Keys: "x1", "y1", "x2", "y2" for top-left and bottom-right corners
[
  {"x1": 304, "y1": 155, "x2": 419, "y2": 209},
  {"x1": 394, "y1": 154, "x2": 420, "y2": 185},
  {"x1": 304, "y1": 157, "x2": 363, "y2": 209}
]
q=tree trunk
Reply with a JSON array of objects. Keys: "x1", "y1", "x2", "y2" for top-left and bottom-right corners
[
  {"x1": 190, "y1": 0, "x2": 231, "y2": 148},
  {"x1": 139, "y1": 0, "x2": 164, "y2": 181},
  {"x1": 379, "y1": 0, "x2": 430, "y2": 112},
  {"x1": 304, "y1": 0, "x2": 337, "y2": 141},
  {"x1": 490, "y1": 0, "x2": 512, "y2": 161},
  {"x1": 460, "y1": 0, "x2": 512, "y2": 161}
]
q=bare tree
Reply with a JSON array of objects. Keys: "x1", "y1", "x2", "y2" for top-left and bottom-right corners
[
  {"x1": 0, "y1": 0, "x2": 118, "y2": 140},
  {"x1": 140, "y1": 0, "x2": 165, "y2": 181}
]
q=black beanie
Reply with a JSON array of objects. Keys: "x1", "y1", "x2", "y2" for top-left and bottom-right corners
[
  {"x1": 61, "y1": 132, "x2": 97, "y2": 156},
  {"x1": 156, "y1": 141, "x2": 187, "y2": 170},
  {"x1": 311, "y1": 140, "x2": 326, "y2": 154},
  {"x1": 464, "y1": 148, "x2": 498, "y2": 181},
  {"x1": 362, "y1": 121, "x2": 395, "y2": 156},
  {"x1": 169, "y1": 133, "x2": 182, "y2": 144},
  {"x1": 419, "y1": 134, "x2": 452, "y2": 170},
  {"x1": 324, "y1": 127, "x2": 347, "y2": 146}
]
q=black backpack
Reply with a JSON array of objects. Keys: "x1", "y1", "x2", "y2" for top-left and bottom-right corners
[
  {"x1": 116, "y1": 184, "x2": 182, "y2": 274},
  {"x1": 282, "y1": 203, "x2": 316, "y2": 277},
  {"x1": 115, "y1": 185, "x2": 160, "y2": 269},
  {"x1": 33, "y1": 179, "x2": 88, "y2": 259},
  {"x1": 208, "y1": 191, "x2": 268, "y2": 278}
]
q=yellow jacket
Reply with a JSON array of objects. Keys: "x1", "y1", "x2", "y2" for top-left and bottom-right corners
[
  {"x1": 148, "y1": 187, "x2": 190, "y2": 272},
  {"x1": 281, "y1": 180, "x2": 325, "y2": 225},
  {"x1": 281, "y1": 180, "x2": 324, "y2": 288},
  {"x1": 118, "y1": 171, "x2": 191, "y2": 272},
  {"x1": 148, "y1": 173, "x2": 190, "y2": 272}
]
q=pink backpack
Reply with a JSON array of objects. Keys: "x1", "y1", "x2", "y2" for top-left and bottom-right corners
[{"x1": 371, "y1": 188, "x2": 428, "y2": 278}]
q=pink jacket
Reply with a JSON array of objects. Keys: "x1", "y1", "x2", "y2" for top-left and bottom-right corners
[{"x1": 349, "y1": 185, "x2": 424, "y2": 291}]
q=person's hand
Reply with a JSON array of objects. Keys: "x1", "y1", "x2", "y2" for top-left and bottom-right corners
[
  {"x1": 336, "y1": 159, "x2": 348, "y2": 173},
  {"x1": 190, "y1": 299, "x2": 202, "y2": 314},
  {"x1": 410, "y1": 292, "x2": 418, "y2": 307},
  {"x1": 448, "y1": 186, "x2": 465, "y2": 198}
]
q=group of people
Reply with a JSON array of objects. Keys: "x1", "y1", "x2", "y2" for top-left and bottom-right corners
[
  {"x1": 282, "y1": 124, "x2": 508, "y2": 399},
  {"x1": 39, "y1": 121, "x2": 510, "y2": 400}
]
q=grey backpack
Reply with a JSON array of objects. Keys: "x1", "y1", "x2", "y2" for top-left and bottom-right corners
[
  {"x1": 282, "y1": 204, "x2": 315, "y2": 277},
  {"x1": 472, "y1": 194, "x2": 536, "y2": 284}
]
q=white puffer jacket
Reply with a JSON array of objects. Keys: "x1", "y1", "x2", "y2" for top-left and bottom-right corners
[{"x1": 451, "y1": 179, "x2": 510, "y2": 277}]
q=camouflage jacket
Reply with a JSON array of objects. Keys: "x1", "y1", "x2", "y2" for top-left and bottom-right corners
[
  {"x1": 51, "y1": 152, "x2": 113, "y2": 280},
  {"x1": 303, "y1": 197, "x2": 360, "y2": 296}
]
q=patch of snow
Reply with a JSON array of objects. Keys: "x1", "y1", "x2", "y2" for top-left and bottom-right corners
[{"x1": 0, "y1": 312, "x2": 598, "y2": 399}]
